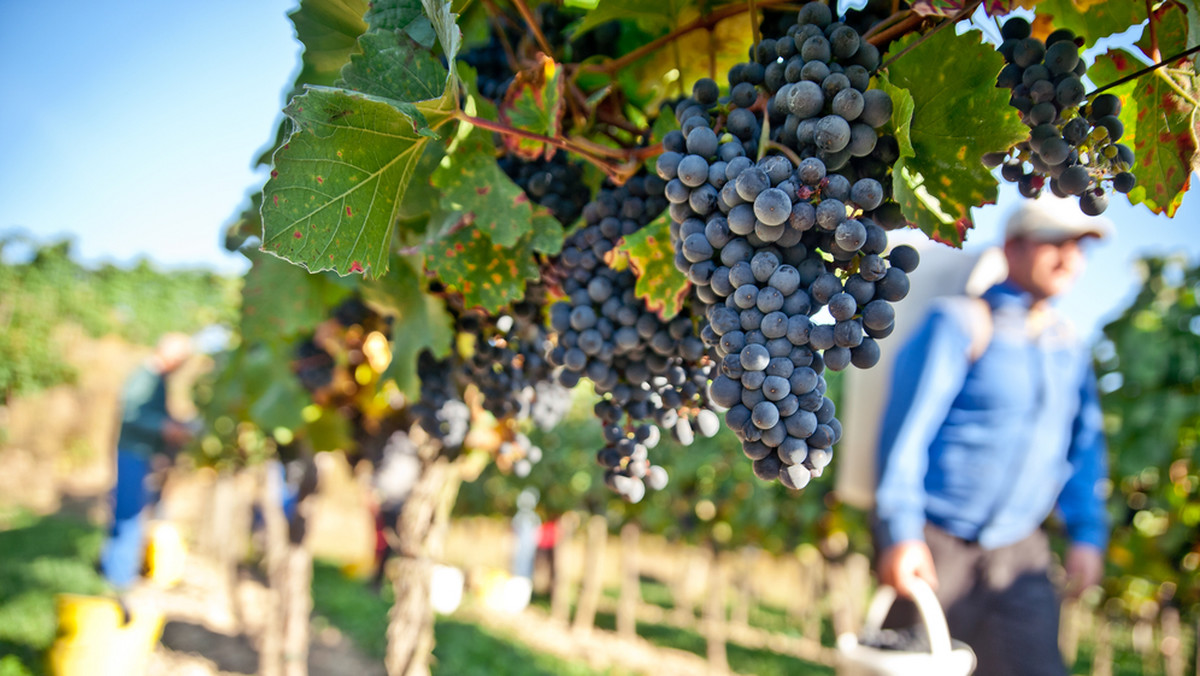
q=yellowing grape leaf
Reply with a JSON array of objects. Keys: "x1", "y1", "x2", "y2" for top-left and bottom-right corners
[
  {"x1": 499, "y1": 53, "x2": 566, "y2": 160},
  {"x1": 1031, "y1": 0, "x2": 1144, "y2": 48},
  {"x1": 426, "y1": 212, "x2": 563, "y2": 312},
  {"x1": 1088, "y1": 7, "x2": 1198, "y2": 217},
  {"x1": 433, "y1": 128, "x2": 560, "y2": 247},
  {"x1": 614, "y1": 211, "x2": 690, "y2": 319}
]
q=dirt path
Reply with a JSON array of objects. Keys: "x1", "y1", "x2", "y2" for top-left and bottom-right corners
[{"x1": 132, "y1": 555, "x2": 384, "y2": 676}]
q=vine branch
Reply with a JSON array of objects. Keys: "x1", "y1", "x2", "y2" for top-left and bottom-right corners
[
  {"x1": 879, "y1": 0, "x2": 981, "y2": 71},
  {"x1": 866, "y1": 12, "x2": 925, "y2": 46},
  {"x1": 452, "y1": 111, "x2": 654, "y2": 181},
  {"x1": 1089, "y1": 44, "x2": 1200, "y2": 96},
  {"x1": 862, "y1": 10, "x2": 911, "y2": 40},
  {"x1": 579, "y1": 0, "x2": 795, "y2": 75}
]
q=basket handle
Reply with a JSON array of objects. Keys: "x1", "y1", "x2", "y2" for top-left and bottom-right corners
[{"x1": 858, "y1": 578, "x2": 953, "y2": 656}]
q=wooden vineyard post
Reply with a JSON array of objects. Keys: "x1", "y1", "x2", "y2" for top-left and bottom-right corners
[
  {"x1": 257, "y1": 462, "x2": 289, "y2": 676},
  {"x1": 550, "y1": 511, "x2": 578, "y2": 625},
  {"x1": 1133, "y1": 616, "x2": 1159, "y2": 676},
  {"x1": 1091, "y1": 614, "x2": 1113, "y2": 676},
  {"x1": 572, "y1": 513, "x2": 608, "y2": 636},
  {"x1": 844, "y1": 552, "x2": 871, "y2": 632},
  {"x1": 730, "y1": 547, "x2": 758, "y2": 629},
  {"x1": 617, "y1": 522, "x2": 640, "y2": 638},
  {"x1": 281, "y1": 543, "x2": 313, "y2": 676},
  {"x1": 671, "y1": 546, "x2": 701, "y2": 626},
  {"x1": 1160, "y1": 605, "x2": 1184, "y2": 676},
  {"x1": 1059, "y1": 597, "x2": 1082, "y2": 669},
  {"x1": 703, "y1": 546, "x2": 729, "y2": 674},
  {"x1": 384, "y1": 433, "x2": 462, "y2": 676}
]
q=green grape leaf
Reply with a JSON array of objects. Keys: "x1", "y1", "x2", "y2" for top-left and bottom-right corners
[
  {"x1": 613, "y1": 211, "x2": 689, "y2": 320},
  {"x1": 338, "y1": 31, "x2": 449, "y2": 102},
  {"x1": 426, "y1": 212, "x2": 562, "y2": 312},
  {"x1": 1181, "y1": 0, "x2": 1200, "y2": 69},
  {"x1": 215, "y1": 344, "x2": 310, "y2": 432},
  {"x1": 421, "y1": 0, "x2": 462, "y2": 65},
  {"x1": 241, "y1": 250, "x2": 352, "y2": 343},
  {"x1": 260, "y1": 85, "x2": 453, "y2": 278},
  {"x1": 258, "y1": 0, "x2": 369, "y2": 166},
  {"x1": 644, "y1": 106, "x2": 680, "y2": 174},
  {"x1": 877, "y1": 71, "x2": 916, "y2": 161},
  {"x1": 1089, "y1": 8, "x2": 1197, "y2": 217},
  {"x1": 1031, "y1": 0, "x2": 1145, "y2": 48},
  {"x1": 363, "y1": 0, "x2": 435, "y2": 47},
  {"x1": 884, "y1": 29, "x2": 1028, "y2": 246},
  {"x1": 365, "y1": 256, "x2": 455, "y2": 399},
  {"x1": 433, "y1": 129, "x2": 551, "y2": 247},
  {"x1": 498, "y1": 53, "x2": 566, "y2": 160}
]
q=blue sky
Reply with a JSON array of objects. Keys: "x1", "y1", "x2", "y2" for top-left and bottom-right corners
[
  {"x1": 0, "y1": 1, "x2": 300, "y2": 276},
  {"x1": 0, "y1": 2, "x2": 1196, "y2": 341}
]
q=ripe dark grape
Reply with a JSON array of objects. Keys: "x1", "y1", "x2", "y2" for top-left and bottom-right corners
[
  {"x1": 991, "y1": 20, "x2": 1138, "y2": 215},
  {"x1": 655, "y1": 2, "x2": 918, "y2": 489}
]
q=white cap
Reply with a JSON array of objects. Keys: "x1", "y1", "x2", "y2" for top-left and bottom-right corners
[{"x1": 1003, "y1": 195, "x2": 1114, "y2": 243}]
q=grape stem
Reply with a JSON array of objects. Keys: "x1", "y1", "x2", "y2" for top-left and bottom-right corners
[
  {"x1": 862, "y1": 10, "x2": 912, "y2": 40},
  {"x1": 511, "y1": 0, "x2": 554, "y2": 60},
  {"x1": 865, "y1": 12, "x2": 925, "y2": 47},
  {"x1": 578, "y1": 0, "x2": 795, "y2": 75},
  {"x1": 764, "y1": 140, "x2": 804, "y2": 167},
  {"x1": 877, "y1": 0, "x2": 980, "y2": 69},
  {"x1": 480, "y1": 0, "x2": 522, "y2": 74},
  {"x1": 1145, "y1": 0, "x2": 1161, "y2": 62},
  {"x1": 748, "y1": 0, "x2": 762, "y2": 49},
  {"x1": 1089, "y1": 44, "x2": 1200, "y2": 96},
  {"x1": 453, "y1": 111, "x2": 655, "y2": 181}
]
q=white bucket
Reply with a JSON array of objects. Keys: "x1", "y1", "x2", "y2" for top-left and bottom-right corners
[{"x1": 836, "y1": 578, "x2": 976, "y2": 676}]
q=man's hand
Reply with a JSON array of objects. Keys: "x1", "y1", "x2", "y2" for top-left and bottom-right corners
[
  {"x1": 1062, "y1": 544, "x2": 1104, "y2": 598},
  {"x1": 162, "y1": 420, "x2": 193, "y2": 447},
  {"x1": 879, "y1": 540, "x2": 938, "y2": 599}
]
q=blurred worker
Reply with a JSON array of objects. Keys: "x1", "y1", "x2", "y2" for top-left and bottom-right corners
[
  {"x1": 100, "y1": 332, "x2": 194, "y2": 591},
  {"x1": 873, "y1": 196, "x2": 1111, "y2": 675}
]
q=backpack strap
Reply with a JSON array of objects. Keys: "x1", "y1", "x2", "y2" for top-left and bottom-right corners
[{"x1": 965, "y1": 296, "x2": 993, "y2": 363}]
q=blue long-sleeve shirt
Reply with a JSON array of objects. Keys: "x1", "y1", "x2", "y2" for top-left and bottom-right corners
[
  {"x1": 117, "y1": 363, "x2": 172, "y2": 459},
  {"x1": 875, "y1": 282, "x2": 1109, "y2": 551}
]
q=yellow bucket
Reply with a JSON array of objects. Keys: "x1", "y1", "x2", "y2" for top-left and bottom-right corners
[
  {"x1": 46, "y1": 594, "x2": 164, "y2": 676},
  {"x1": 144, "y1": 520, "x2": 186, "y2": 587}
]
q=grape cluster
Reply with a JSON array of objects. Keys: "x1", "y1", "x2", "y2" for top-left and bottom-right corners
[
  {"x1": 547, "y1": 174, "x2": 719, "y2": 501},
  {"x1": 292, "y1": 296, "x2": 390, "y2": 397},
  {"x1": 293, "y1": 338, "x2": 335, "y2": 392},
  {"x1": 455, "y1": 286, "x2": 571, "y2": 430},
  {"x1": 410, "y1": 350, "x2": 471, "y2": 450},
  {"x1": 460, "y1": 22, "x2": 519, "y2": 102},
  {"x1": 989, "y1": 17, "x2": 1136, "y2": 215},
  {"x1": 657, "y1": 1, "x2": 919, "y2": 488},
  {"x1": 499, "y1": 153, "x2": 590, "y2": 227}
]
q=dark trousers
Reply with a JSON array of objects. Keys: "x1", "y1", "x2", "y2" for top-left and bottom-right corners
[{"x1": 884, "y1": 524, "x2": 1067, "y2": 676}]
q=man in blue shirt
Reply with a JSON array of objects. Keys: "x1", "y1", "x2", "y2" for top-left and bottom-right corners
[
  {"x1": 100, "y1": 332, "x2": 194, "y2": 591},
  {"x1": 874, "y1": 196, "x2": 1111, "y2": 675}
]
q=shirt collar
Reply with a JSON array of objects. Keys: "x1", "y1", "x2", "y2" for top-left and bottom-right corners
[{"x1": 982, "y1": 280, "x2": 1036, "y2": 311}]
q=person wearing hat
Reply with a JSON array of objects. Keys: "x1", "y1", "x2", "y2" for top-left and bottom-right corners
[
  {"x1": 872, "y1": 195, "x2": 1113, "y2": 675},
  {"x1": 100, "y1": 332, "x2": 196, "y2": 592}
]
